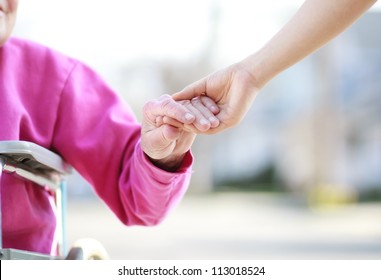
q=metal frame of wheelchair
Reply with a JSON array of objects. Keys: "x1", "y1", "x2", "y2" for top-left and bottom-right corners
[{"x1": 0, "y1": 141, "x2": 108, "y2": 260}]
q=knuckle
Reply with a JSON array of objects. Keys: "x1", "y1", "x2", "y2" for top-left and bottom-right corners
[
  {"x1": 158, "y1": 94, "x2": 171, "y2": 101},
  {"x1": 191, "y1": 96, "x2": 201, "y2": 104},
  {"x1": 160, "y1": 97, "x2": 172, "y2": 109},
  {"x1": 143, "y1": 100, "x2": 153, "y2": 112},
  {"x1": 178, "y1": 99, "x2": 191, "y2": 106}
]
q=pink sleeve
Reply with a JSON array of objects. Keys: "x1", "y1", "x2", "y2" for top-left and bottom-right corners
[{"x1": 52, "y1": 62, "x2": 193, "y2": 226}]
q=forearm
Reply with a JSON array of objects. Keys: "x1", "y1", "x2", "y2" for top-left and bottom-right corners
[{"x1": 244, "y1": 0, "x2": 377, "y2": 88}]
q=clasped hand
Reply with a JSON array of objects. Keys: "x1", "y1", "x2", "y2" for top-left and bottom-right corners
[{"x1": 141, "y1": 94, "x2": 220, "y2": 172}]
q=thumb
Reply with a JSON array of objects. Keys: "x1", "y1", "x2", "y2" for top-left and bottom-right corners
[
  {"x1": 172, "y1": 77, "x2": 207, "y2": 101},
  {"x1": 160, "y1": 124, "x2": 182, "y2": 142},
  {"x1": 144, "y1": 124, "x2": 181, "y2": 159}
]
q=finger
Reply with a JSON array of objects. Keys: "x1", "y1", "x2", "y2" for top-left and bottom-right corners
[
  {"x1": 200, "y1": 95, "x2": 220, "y2": 115},
  {"x1": 181, "y1": 97, "x2": 209, "y2": 131},
  {"x1": 155, "y1": 116, "x2": 164, "y2": 126},
  {"x1": 161, "y1": 96, "x2": 221, "y2": 132},
  {"x1": 144, "y1": 124, "x2": 181, "y2": 159},
  {"x1": 191, "y1": 95, "x2": 220, "y2": 128},
  {"x1": 172, "y1": 78, "x2": 207, "y2": 101},
  {"x1": 188, "y1": 97, "x2": 220, "y2": 130},
  {"x1": 161, "y1": 116, "x2": 184, "y2": 129},
  {"x1": 161, "y1": 116, "x2": 201, "y2": 134},
  {"x1": 161, "y1": 124, "x2": 182, "y2": 142},
  {"x1": 144, "y1": 95, "x2": 195, "y2": 124}
]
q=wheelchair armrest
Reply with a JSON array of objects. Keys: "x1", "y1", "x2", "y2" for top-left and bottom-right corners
[
  {"x1": 0, "y1": 141, "x2": 72, "y2": 255},
  {"x1": 0, "y1": 141, "x2": 71, "y2": 175},
  {"x1": 0, "y1": 141, "x2": 72, "y2": 190}
]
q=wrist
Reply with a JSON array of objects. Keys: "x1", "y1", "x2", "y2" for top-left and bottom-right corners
[
  {"x1": 240, "y1": 51, "x2": 272, "y2": 90},
  {"x1": 147, "y1": 152, "x2": 186, "y2": 172}
]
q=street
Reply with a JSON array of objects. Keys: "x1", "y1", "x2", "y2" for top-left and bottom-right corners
[{"x1": 66, "y1": 192, "x2": 381, "y2": 260}]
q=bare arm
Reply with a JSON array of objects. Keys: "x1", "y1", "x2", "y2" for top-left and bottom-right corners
[
  {"x1": 248, "y1": 0, "x2": 377, "y2": 88},
  {"x1": 173, "y1": 0, "x2": 377, "y2": 133}
]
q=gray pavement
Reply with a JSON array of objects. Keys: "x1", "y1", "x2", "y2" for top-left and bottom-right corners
[{"x1": 66, "y1": 192, "x2": 381, "y2": 260}]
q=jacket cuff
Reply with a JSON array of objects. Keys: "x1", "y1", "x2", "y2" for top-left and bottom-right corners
[{"x1": 135, "y1": 142, "x2": 193, "y2": 181}]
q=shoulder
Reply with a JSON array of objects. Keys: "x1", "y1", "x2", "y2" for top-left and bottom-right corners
[
  {"x1": 2, "y1": 37, "x2": 106, "y2": 91},
  {"x1": 4, "y1": 37, "x2": 79, "y2": 73},
  {"x1": 2, "y1": 37, "x2": 115, "y2": 101}
]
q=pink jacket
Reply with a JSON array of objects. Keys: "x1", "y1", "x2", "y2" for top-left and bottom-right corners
[{"x1": 0, "y1": 37, "x2": 193, "y2": 255}]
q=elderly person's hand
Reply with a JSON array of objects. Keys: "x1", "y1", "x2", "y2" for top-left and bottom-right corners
[{"x1": 141, "y1": 94, "x2": 219, "y2": 171}]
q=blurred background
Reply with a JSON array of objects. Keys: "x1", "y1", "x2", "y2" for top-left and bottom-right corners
[{"x1": 13, "y1": 0, "x2": 381, "y2": 259}]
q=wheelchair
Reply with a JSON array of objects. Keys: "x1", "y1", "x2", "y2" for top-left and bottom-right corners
[{"x1": 0, "y1": 141, "x2": 109, "y2": 260}]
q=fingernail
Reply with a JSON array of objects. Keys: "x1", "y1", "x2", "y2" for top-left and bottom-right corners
[
  {"x1": 209, "y1": 116, "x2": 219, "y2": 127},
  {"x1": 184, "y1": 113, "x2": 195, "y2": 121},
  {"x1": 211, "y1": 106, "x2": 219, "y2": 113},
  {"x1": 200, "y1": 119, "x2": 209, "y2": 126},
  {"x1": 209, "y1": 116, "x2": 218, "y2": 123},
  {"x1": 155, "y1": 116, "x2": 162, "y2": 126}
]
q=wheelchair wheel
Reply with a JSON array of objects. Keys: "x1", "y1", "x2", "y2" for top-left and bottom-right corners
[{"x1": 65, "y1": 238, "x2": 110, "y2": 260}]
